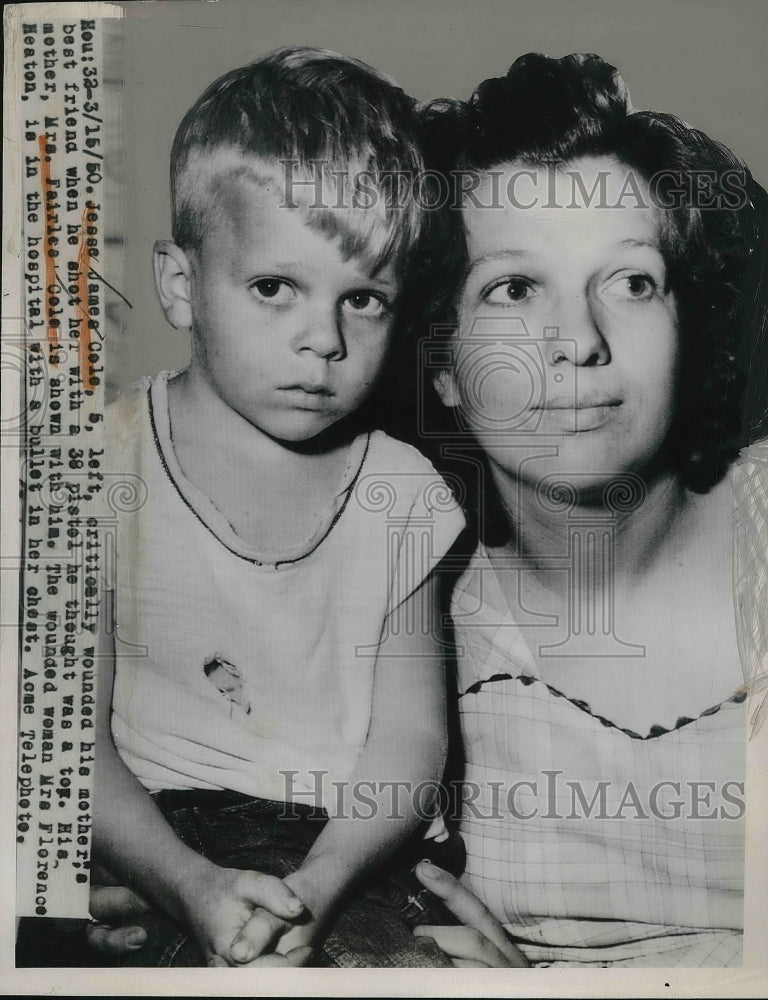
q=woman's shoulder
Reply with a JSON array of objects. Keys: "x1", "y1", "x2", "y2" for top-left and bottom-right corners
[
  {"x1": 734, "y1": 437, "x2": 768, "y2": 477},
  {"x1": 682, "y1": 441, "x2": 768, "y2": 529},
  {"x1": 731, "y1": 436, "x2": 768, "y2": 536},
  {"x1": 729, "y1": 439, "x2": 768, "y2": 720},
  {"x1": 731, "y1": 438, "x2": 768, "y2": 532}
]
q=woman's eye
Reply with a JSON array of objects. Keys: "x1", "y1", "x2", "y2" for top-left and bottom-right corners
[
  {"x1": 249, "y1": 278, "x2": 295, "y2": 304},
  {"x1": 484, "y1": 279, "x2": 533, "y2": 305},
  {"x1": 606, "y1": 273, "x2": 657, "y2": 301},
  {"x1": 343, "y1": 291, "x2": 386, "y2": 317},
  {"x1": 627, "y1": 274, "x2": 654, "y2": 297}
]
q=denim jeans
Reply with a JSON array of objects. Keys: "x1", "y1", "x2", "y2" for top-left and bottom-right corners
[{"x1": 119, "y1": 790, "x2": 459, "y2": 968}]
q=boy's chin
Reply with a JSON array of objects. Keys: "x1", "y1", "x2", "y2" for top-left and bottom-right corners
[{"x1": 263, "y1": 413, "x2": 360, "y2": 453}]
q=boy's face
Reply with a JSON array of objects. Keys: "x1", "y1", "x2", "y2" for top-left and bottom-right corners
[{"x1": 183, "y1": 173, "x2": 399, "y2": 444}]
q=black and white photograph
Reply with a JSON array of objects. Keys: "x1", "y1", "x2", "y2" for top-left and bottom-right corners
[{"x1": 3, "y1": 0, "x2": 768, "y2": 994}]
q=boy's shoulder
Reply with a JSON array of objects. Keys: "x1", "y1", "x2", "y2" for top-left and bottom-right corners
[
  {"x1": 106, "y1": 376, "x2": 150, "y2": 432},
  {"x1": 105, "y1": 374, "x2": 163, "y2": 467},
  {"x1": 362, "y1": 430, "x2": 464, "y2": 525},
  {"x1": 366, "y1": 429, "x2": 445, "y2": 479}
]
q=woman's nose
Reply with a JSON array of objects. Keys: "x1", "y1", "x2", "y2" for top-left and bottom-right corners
[
  {"x1": 548, "y1": 293, "x2": 610, "y2": 367},
  {"x1": 293, "y1": 305, "x2": 346, "y2": 360}
]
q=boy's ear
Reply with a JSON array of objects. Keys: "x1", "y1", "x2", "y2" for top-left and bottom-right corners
[
  {"x1": 432, "y1": 368, "x2": 460, "y2": 408},
  {"x1": 153, "y1": 240, "x2": 193, "y2": 329}
]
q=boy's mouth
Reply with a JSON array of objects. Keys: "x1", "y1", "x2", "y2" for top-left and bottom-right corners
[
  {"x1": 279, "y1": 382, "x2": 334, "y2": 396},
  {"x1": 278, "y1": 384, "x2": 335, "y2": 408}
]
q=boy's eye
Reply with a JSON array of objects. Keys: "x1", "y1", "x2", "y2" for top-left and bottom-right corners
[
  {"x1": 249, "y1": 278, "x2": 296, "y2": 304},
  {"x1": 343, "y1": 291, "x2": 387, "y2": 317},
  {"x1": 484, "y1": 278, "x2": 534, "y2": 305},
  {"x1": 604, "y1": 272, "x2": 657, "y2": 302}
]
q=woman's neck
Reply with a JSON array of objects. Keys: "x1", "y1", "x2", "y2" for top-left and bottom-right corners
[{"x1": 488, "y1": 460, "x2": 690, "y2": 586}]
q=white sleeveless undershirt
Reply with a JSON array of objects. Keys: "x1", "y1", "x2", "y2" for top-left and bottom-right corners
[{"x1": 108, "y1": 373, "x2": 464, "y2": 809}]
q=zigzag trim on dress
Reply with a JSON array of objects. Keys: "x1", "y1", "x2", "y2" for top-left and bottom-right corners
[{"x1": 460, "y1": 671, "x2": 748, "y2": 741}]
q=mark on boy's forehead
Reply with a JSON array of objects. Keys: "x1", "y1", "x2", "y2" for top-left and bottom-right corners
[
  {"x1": 206, "y1": 157, "x2": 396, "y2": 275},
  {"x1": 303, "y1": 205, "x2": 393, "y2": 273},
  {"x1": 212, "y1": 157, "x2": 286, "y2": 203}
]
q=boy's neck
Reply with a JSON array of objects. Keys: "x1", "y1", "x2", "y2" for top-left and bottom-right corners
[
  {"x1": 168, "y1": 365, "x2": 351, "y2": 466},
  {"x1": 164, "y1": 367, "x2": 356, "y2": 550}
]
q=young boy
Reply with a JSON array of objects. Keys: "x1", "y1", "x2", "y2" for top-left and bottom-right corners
[{"x1": 95, "y1": 48, "x2": 464, "y2": 967}]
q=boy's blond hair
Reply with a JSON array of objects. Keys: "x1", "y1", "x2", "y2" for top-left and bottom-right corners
[{"x1": 171, "y1": 47, "x2": 425, "y2": 275}]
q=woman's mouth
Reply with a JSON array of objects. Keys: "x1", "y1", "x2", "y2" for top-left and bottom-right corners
[{"x1": 534, "y1": 398, "x2": 623, "y2": 433}]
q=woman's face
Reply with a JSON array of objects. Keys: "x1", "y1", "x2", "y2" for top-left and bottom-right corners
[{"x1": 436, "y1": 156, "x2": 680, "y2": 496}]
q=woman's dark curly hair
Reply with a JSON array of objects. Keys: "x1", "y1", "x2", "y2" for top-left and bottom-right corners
[{"x1": 390, "y1": 52, "x2": 768, "y2": 536}]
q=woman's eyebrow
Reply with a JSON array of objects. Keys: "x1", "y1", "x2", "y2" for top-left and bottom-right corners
[
  {"x1": 363, "y1": 269, "x2": 399, "y2": 291},
  {"x1": 466, "y1": 249, "x2": 530, "y2": 277},
  {"x1": 616, "y1": 238, "x2": 662, "y2": 251}
]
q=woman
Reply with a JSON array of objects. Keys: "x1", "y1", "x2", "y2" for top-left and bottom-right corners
[
  {"x1": 403, "y1": 51, "x2": 768, "y2": 967},
  {"x1": 85, "y1": 51, "x2": 768, "y2": 968}
]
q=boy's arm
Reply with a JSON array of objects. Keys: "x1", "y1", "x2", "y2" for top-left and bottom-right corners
[
  {"x1": 237, "y1": 572, "x2": 448, "y2": 958},
  {"x1": 93, "y1": 592, "x2": 305, "y2": 963}
]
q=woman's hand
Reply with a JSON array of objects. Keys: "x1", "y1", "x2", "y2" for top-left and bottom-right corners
[
  {"x1": 86, "y1": 883, "x2": 151, "y2": 957},
  {"x1": 411, "y1": 861, "x2": 529, "y2": 967}
]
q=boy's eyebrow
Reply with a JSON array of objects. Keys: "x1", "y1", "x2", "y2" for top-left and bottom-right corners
[{"x1": 239, "y1": 257, "x2": 398, "y2": 289}]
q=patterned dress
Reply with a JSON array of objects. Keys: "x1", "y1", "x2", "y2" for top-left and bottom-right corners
[{"x1": 451, "y1": 444, "x2": 768, "y2": 967}]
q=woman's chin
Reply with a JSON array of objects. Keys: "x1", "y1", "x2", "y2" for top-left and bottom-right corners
[{"x1": 488, "y1": 435, "x2": 671, "y2": 504}]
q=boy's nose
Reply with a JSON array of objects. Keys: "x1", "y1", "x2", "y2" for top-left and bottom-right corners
[
  {"x1": 547, "y1": 293, "x2": 610, "y2": 367},
  {"x1": 294, "y1": 307, "x2": 346, "y2": 360}
]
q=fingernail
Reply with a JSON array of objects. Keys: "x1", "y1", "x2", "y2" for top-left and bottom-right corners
[
  {"x1": 287, "y1": 897, "x2": 303, "y2": 913},
  {"x1": 231, "y1": 940, "x2": 252, "y2": 962},
  {"x1": 419, "y1": 860, "x2": 438, "y2": 878},
  {"x1": 127, "y1": 930, "x2": 146, "y2": 948}
]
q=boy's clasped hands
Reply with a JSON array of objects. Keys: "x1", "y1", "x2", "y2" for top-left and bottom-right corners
[{"x1": 178, "y1": 861, "x2": 314, "y2": 967}]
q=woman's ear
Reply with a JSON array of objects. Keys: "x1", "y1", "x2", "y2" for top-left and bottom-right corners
[
  {"x1": 153, "y1": 240, "x2": 193, "y2": 329},
  {"x1": 433, "y1": 368, "x2": 460, "y2": 408}
]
